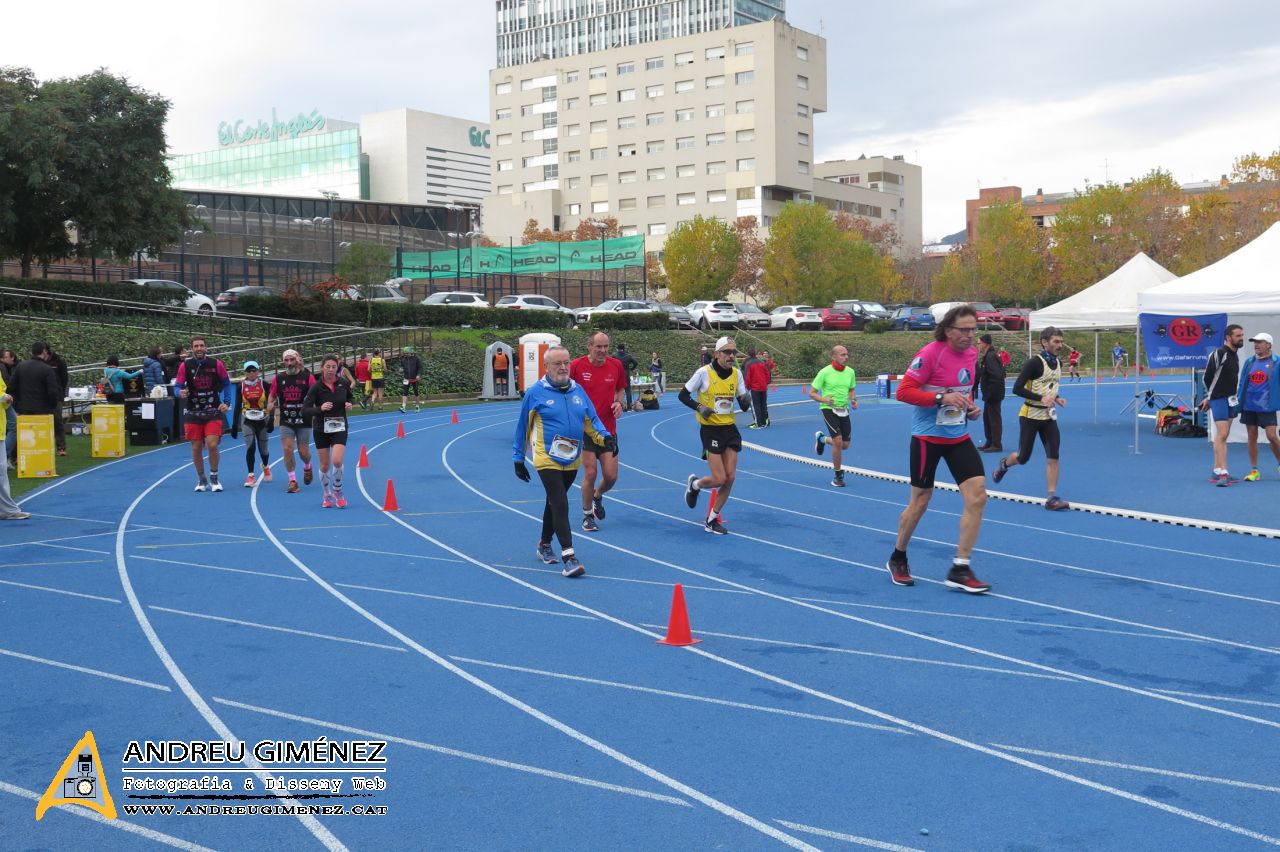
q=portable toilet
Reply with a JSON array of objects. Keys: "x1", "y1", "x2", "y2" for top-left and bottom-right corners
[
  {"x1": 482, "y1": 341, "x2": 520, "y2": 400},
  {"x1": 517, "y1": 333, "x2": 561, "y2": 393}
]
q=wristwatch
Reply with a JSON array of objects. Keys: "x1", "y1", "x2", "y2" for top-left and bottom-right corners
[{"x1": 934, "y1": 392, "x2": 944, "y2": 406}]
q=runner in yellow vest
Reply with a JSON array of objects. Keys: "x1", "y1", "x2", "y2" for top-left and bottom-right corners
[
  {"x1": 680, "y1": 336, "x2": 752, "y2": 534},
  {"x1": 993, "y1": 326, "x2": 1070, "y2": 510},
  {"x1": 369, "y1": 351, "x2": 386, "y2": 410}
]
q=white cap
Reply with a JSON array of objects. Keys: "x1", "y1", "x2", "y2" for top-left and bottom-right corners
[
  {"x1": 714, "y1": 336, "x2": 735, "y2": 352},
  {"x1": 1249, "y1": 332, "x2": 1274, "y2": 345}
]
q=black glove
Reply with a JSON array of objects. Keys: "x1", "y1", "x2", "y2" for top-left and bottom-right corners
[
  {"x1": 740, "y1": 398, "x2": 751, "y2": 412},
  {"x1": 514, "y1": 461, "x2": 531, "y2": 482},
  {"x1": 267, "y1": 421, "x2": 275, "y2": 434},
  {"x1": 602, "y1": 434, "x2": 618, "y2": 455},
  {"x1": 697, "y1": 404, "x2": 714, "y2": 419}
]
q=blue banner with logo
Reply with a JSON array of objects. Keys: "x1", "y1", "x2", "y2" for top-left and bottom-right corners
[{"x1": 1139, "y1": 313, "x2": 1227, "y2": 368}]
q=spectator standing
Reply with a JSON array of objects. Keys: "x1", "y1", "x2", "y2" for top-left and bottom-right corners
[
  {"x1": 615, "y1": 342, "x2": 639, "y2": 409},
  {"x1": 699, "y1": 343, "x2": 712, "y2": 366},
  {"x1": 161, "y1": 343, "x2": 187, "y2": 385},
  {"x1": 743, "y1": 346, "x2": 773, "y2": 429},
  {"x1": 103, "y1": 356, "x2": 142, "y2": 405},
  {"x1": 974, "y1": 334, "x2": 1006, "y2": 452},
  {"x1": 998, "y1": 347, "x2": 1012, "y2": 370},
  {"x1": 1237, "y1": 332, "x2": 1280, "y2": 482},
  {"x1": 142, "y1": 346, "x2": 166, "y2": 394},
  {"x1": 400, "y1": 346, "x2": 423, "y2": 412},
  {"x1": 649, "y1": 351, "x2": 663, "y2": 393},
  {"x1": 0, "y1": 371, "x2": 31, "y2": 519},
  {"x1": 354, "y1": 354, "x2": 371, "y2": 409},
  {"x1": 1200, "y1": 324, "x2": 1243, "y2": 486}
]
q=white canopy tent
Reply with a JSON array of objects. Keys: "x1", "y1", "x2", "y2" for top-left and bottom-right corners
[{"x1": 1031, "y1": 252, "x2": 1177, "y2": 331}]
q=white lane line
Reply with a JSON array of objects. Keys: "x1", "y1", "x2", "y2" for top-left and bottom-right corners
[
  {"x1": 210, "y1": 697, "x2": 690, "y2": 808},
  {"x1": 284, "y1": 540, "x2": 466, "y2": 564},
  {"x1": 991, "y1": 744, "x2": 1280, "y2": 794},
  {"x1": 400, "y1": 509, "x2": 506, "y2": 516},
  {"x1": 649, "y1": 412, "x2": 1280, "y2": 567},
  {"x1": 243, "y1": 422, "x2": 819, "y2": 851},
  {"x1": 333, "y1": 582, "x2": 597, "y2": 620},
  {"x1": 39, "y1": 542, "x2": 111, "y2": 555},
  {"x1": 0, "y1": 780, "x2": 214, "y2": 851},
  {"x1": 633, "y1": 624, "x2": 1073, "y2": 683},
  {"x1": 793, "y1": 597, "x2": 1204, "y2": 644},
  {"x1": 436, "y1": 424, "x2": 1280, "y2": 845},
  {"x1": 449, "y1": 655, "x2": 909, "y2": 734},
  {"x1": 134, "y1": 540, "x2": 260, "y2": 550},
  {"x1": 0, "y1": 647, "x2": 170, "y2": 692},
  {"x1": 0, "y1": 558, "x2": 103, "y2": 568},
  {"x1": 493, "y1": 563, "x2": 752, "y2": 595},
  {"x1": 279, "y1": 523, "x2": 393, "y2": 531},
  {"x1": 1150, "y1": 689, "x2": 1280, "y2": 710},
  {"x1": 0, "y1": 578, "x2": 120, "y2": 603},
  {"x1": 0, "y1": 529, "x2": 120, "y2": 550},
  {"x1": 116, "y1": 463, "x2": 348, "y2": 851},
  {"x1": 775, "y1": 819, "x2": 924, "y2": 851},
  {"x1": 146, "y1": 606, "x2": 408, "y2": 652},
  {"x1": 129, "y1": 555, "x2": 308, "y2": 582}
]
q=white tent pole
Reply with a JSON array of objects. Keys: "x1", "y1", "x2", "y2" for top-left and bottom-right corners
[
  {"x1": 1093, "y1": 331, "x2": 1099, "y2": 424},
  {"x1": 1133, "y1": 322, "x2": 1142, "y2": 454}
]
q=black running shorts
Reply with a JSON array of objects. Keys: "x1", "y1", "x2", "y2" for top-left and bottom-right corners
[
  {"x1": 909, "y1": 436, "x2": 983, "y2": 489},
  {"x1": 822, "y1": 408, "x2": 852, "y2": 442},
  {"x1": 700, "y1": 424, "x2": 742, "y2": 456},
  {"x1": 1017, "y1": 416, "x2": 1061, "y2": 463}
]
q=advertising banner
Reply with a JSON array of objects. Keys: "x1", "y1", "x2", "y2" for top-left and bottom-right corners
[
  {"x1": 92, "y1": 404, "x2": 126, "y2": 458},
  {"x1": 17, "y1": 414, "x2": 56, "y2": 478},
  {"x1": 1139, "y1": 313, "x2": 1227, "y2": 368},
  {"x1": 399, "y1": 235, "x2": 645, "y2": 280}
]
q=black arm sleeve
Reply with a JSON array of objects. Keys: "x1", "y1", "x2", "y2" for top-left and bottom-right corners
[
  {"x1": 300, "y1": 382, "x2": 322, "y2": 420},
  {"x1": 677, "y1": 387, "x2": 700, "y2": 411},
  {"x1": 1202, "y1": 350, "x2": 1219, "y2": 393},
  {"x1": 1011, "y1": 358, "x2": 1045, "y2": 403}
]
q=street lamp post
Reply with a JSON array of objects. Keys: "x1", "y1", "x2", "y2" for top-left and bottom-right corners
[
  {"x1": 320, "y1": 190, "x2": 339, "y2": 273},
  {"x1": 179, "y1": 229, "x2": 203, "y2": 286},
  {"x1": 591, "y1": 220, "x2": 608, "y2": 300}
]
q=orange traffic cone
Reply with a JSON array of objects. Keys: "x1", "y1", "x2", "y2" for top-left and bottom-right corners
[
  {"x1": 357, "y1": 444, "x2": 370, "y2": 469},
  {"x1": 451, "y1": 409, "x2": 459, "y2": 424},
  {"x1": 801, "y1": 386, "x2": 808, "y2": 395},
  {"x1": 396, "y1": 420, "x2": 406, "y2": 439},
  {"x1": 382, "y1": 479, "x2": 399, "y2": 511},
  {"x1": 657, "y1": 584, "x2": 701, "y2": 646},
  {"x1": 771, "y1": 384, "x2": 777, "y2": 392}
]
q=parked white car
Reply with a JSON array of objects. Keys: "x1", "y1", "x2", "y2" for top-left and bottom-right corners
[
  {"x1": 121, "y1": 279, "x2": 216, "y2": 315},
  {"x1": 421, "y1": 291, "x2": 491, "y2": 308},
  {"x1": 686, "y1": 301, "x2": 741, "y2": 330},
  {"x1": 332, "y1": 282, "x2": 409, "y2": 302},
  {"x1": 769, "y1": 305, "x2": 823, "y2": 330},
  {"x1": 574, "y1": 299, "x2": 656, "y2": 324},
  {"x1": 495, "y1": 294, "x2": 575, "y2": 316}
]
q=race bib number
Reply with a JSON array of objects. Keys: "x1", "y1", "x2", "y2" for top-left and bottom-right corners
[
  {"x1": 713, "y1": 396, "x2": 734, "y2": 415},
  {"x1": 936, "y1": 404, "x2": 966, "y2": 426},
  {"x1": 244, "y1": 409, "x2": 266, "y2": 421},
  {"x1": 323, "y1": 417, "x2": 346, "y2": 434},
  {"x1": 549, "y1": 434, "x2": 580, "y2": 462}
]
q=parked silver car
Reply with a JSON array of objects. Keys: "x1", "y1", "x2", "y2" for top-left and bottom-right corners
[
  {"x1": 686, "y1": 301, "x2": 741, "y2": 330},
  {"x1": 733, "y1": 303, "x2": 772, "y2": 329},
  {"x1": 646, "y1": 302, "x2": 694, "y2": 328},
  {"x1": 574, "y1": 299, "x2": 656, "y2": 324}
]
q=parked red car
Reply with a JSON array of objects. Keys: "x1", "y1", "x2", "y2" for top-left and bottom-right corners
[
  {"x1": 1000, "y1": 307, "x2": 1030, "y2": 330},
  {"x1": 819, "y1": 308, "x2": 854, "y2": 330},
  {"x1": 969, "y1": 301, "x2": 1004, "y2": 328}
]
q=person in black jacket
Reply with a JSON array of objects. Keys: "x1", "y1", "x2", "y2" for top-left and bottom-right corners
[
  {"x1": 8, "y1": 342, "x2": 63, "y2": 464},
  {"x1": 1200, "y1": 323, "x2": 1244, "y2": 485},
  {"x1": 615, "y1": 342, "x2": 639, "y2": 408},
  {"x1": 399, "y1": 346, "x2": 423, "y2": 413},
  {"x1": 974, "y1": 334, "x2": 1006, "y2": 452}
]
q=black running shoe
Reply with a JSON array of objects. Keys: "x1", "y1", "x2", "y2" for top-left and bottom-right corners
[
  {"x1": 832, "y1": 472, "x2": 846, "y2": 488},
  {"x1": 815, "y1": 430, "x2": 826, "y2": 456},
  {"x1": 581, "y1": 514, "x2": 599, "y2": 532},
  {"x1": 992, "y1": 458, "x2": 1010, "y2": 484},
  {"x1": 684, "y1": 474, "x2": 700, "y2": 509},
  {"x1": 704, "y1": 516, "x2": 728, "y2": 535},
  {"x1": 887, "y1": 553, "x2": 914, "y2": 586},
  {"x1": 536, "y1": 542, "x2": 558, "y2": 564},
  {"x1": 562, "y1": 556, "x2": 585, "y2": 578},
  {"x1": 593, "y1": 495, "x2": 606, "y2": 520},
  {"x1": 945, "y1": 565, "x2": 991, "y2": 594}
]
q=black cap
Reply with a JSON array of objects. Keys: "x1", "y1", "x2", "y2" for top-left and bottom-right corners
[{"x1": 979, "y1": 334, "x2": 993, "y2": 345}]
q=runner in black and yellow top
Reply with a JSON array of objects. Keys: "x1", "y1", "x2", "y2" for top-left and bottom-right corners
[
  {"x1": 301, "y1": 354, "x2": 355, "y2": 509},
  {"x1": 809, "y1": 344, "x2": 859, "y2": 487},
  {"x1": 680, "y1": 336, "x2": 752, "y2": 534},
  {"x1": 993, "y1": 326, "x2": 1070, "y2": 511},
  {"x1": 239, "y1": 361, "x2": 273, "y2": 487},
  {"x1": 368, "y1": 350, "x2": 386, "y2": 410}
]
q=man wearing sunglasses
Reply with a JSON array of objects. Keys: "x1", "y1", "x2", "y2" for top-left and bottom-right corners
[
  {"x1": 680, "y1": 336, "x2": 752, "y2": 534},
  {"x1": 887, "y1": 305, "x2": 991, "y2": 593}
]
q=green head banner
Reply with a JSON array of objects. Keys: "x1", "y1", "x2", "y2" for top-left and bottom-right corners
[{"x1": 398, "y1": 235, "x2": 644, "y2": 279}]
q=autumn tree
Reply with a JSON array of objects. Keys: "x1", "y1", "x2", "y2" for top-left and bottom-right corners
[
  {"x1": 934, "y1": 200, "x2": 1047, "y2": 305},
  {"x1": 729, "y1": 215, "x2": 765, "y2": 298},
  {"x1": 761, "y1": 202, "x2": 879, "y2": 308},
  {"x1": 661, "y1": 215, "x2": 741, "y2": 304}
]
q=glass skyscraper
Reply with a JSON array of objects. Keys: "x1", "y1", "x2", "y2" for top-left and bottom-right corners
[{"x1": 495, "y1": 0, "x2": 785, "y2": 68}]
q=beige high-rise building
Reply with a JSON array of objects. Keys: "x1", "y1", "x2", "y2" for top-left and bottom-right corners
[{"x1": 481, "y1": 15, "x2": 922, "y2": 256}]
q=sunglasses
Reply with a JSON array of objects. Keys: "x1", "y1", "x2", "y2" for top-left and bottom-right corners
[{"x1": 718, "y1": 349, "x2": 738, "y2": 356}]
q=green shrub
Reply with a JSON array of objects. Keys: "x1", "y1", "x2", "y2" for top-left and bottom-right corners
[
  {"x1": 587, "y1": 311, "x2": 668, "y2": 331},
  {"x1": 865, "y1": 319, "x2": 894, "y2": 334}
]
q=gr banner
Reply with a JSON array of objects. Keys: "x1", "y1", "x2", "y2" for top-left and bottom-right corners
[
  {"x1": 1139, "y1": 313, "x2": 1228, "y2": 368},
  {"x1": 17, "y1": 414, "x2": 56, "y2": 478},
  {"x1": 91, "y1": 404, "x2": 125, "y2": 458},
  {"x1": 399, "y1": 235, "x2": 645, "y2": 279}
]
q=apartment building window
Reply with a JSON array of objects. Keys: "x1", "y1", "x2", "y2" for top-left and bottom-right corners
[
  {"x1": 592, "y1": 201, "x2": 609, "y2": 213},
  {"x1": 647, "y1": 167, "x2": 665, "y2": 181},
  {"x1": 675, "y1": 51, "x2": 693, "y2": 66},
  {"x1": 496, "y1": 159, "x2": 513, "y2": 172},
  {"x1": 737, "y1": 158, "x2": 756, "y2": 171},
  {"x1": 706, "y1": 103, "x2": 725, "y2": 118},
  {"x1": 797, "y1": 103, "x2": 809, "y2": 118},
  {"x1": 495, "y1": 107, "x2": 511, "y2": 121},
  {"x1": 705, "y1": 132, "x2": 725, "y2": 146},
  {"x1": 646, "y1": 84, "x2": 663, "y2": 98},
  {"x1": 564, "y1": 97, "x2": 580, "y2": 110},
  {"x1": 589, "y1": 66, "x2": 606, "y2": 79},
  {"x1": 542, "y1": 113, "x2": 557, "y2": 129},
  {"x1": 647, "y1": 195, "x2": 665, "y2": 208},
  {"x1": 735, "y1": 41, "x2": 754, "y2": 56},
  {"x1": 675, "y1": 136, "x2": 694, "y2": 150},
  {"x1": 798, "y1": 131, "x2": 809, "y2": 147},
  {"x1": 521, "y1": 130, "x2": 536, "y2": 141},
  {"x1": 796, "y1": 46, "x2": 809, "y2": 61},
  {"x1": 619, "y1": 197, "x2": 637, "y2": 211},
  {"x1": 618, "y1": 143, "x2": 636, "y2": 157},
  {"x1": 590, "y1": 173, "x2": 607, "y2": 186},
  {"x1": 542, "y1": 86, "x2": 557, "y2": 102},
  {"x1": 736, "y1": 187, "x2": 755, "y2": 200},
  {"x1": 543, "y1": 138, "x2": 558, "y2": 154},
  {"x1": 520, "y1": 105, "x2": 535, "y2": 117},
  {"x1": 617, "y1": 61, "x2": 635, "y2": 75},
  {"x1": 618, "y1": 88, "x2": 636, "y2": 102},
  {"x1": 521, "y1": 155, "x2": 538, "y2": 168},
  {"x1": 705, "y1": 75, "x2": 725, "y2": 88},
  {"x1": 590, "y1": 147, "x2": 606, "y2": 160},
  {"x1": 647, "y1": 112, "x2": 664, "y2": 126},
  {"x1": 797, "y1": 75, "x2": 809, "y2": 90},
  {"x1": 565, "y1": 71, "x2": 579, "y2": 83},
  {"x1": 736, "y1": 99, "x2": 754, "y2": 114},
  {"x1": 618, "y1": 115, "x2": 636, "y2": 129},
  {"x1": 707, "y1": 189, "x2": 727, "y2": 203},
  {"x1": 797, "y1": 161, "x2": 810, "y2": 174},
  {"x1": 565, "y1": 150, "x2": 581, "y2": 163},
  {"x1": 676, "y1": 163, "x2": 695, "y2": 178},
  {"x1": 568, "y1": 203, "x2": 581, "y2": 215},
  {"x1": 496, "y1": 133, "x2": 512, "y2": 146},
  {"x1": 706, "y1": 160, "x2": 727, "y2": 175},
  {"x1": 705, "y1": 46, "x2": 725, "y2": 60},
  {"x1": 646, "y1": 56, "x2": 663, "y2": 70},
  {"x1": 648, "y1": 222, "x2": 667, "y2": 235},
  {"x1": 497, "y1": 184, "x2": 513, "y2": 195},
  {"x1": 620, "y1": 225, "x2": 639, "y2": 237},
  {"x1": 619, "y1": 170, "x2": 637, "y2": 184},
  {"x1": 567, "y1": 176, "x2": 581, "y2": 188},
  {"x1": 675, "y1": 79, "x2": 694, "y2": 93},
  {"x1": 735, "y1": 70, "x2": 754, "y2": 85},
  {"x1": 736, "y1": 128, "x2": 755, "y2": 143},
  {"x1": 646, "y1": 140, "x2": 664, "y2": 154},
  {"x1": 520, "y1": 78, "x2": 536, "y2": 91},
  {"x1": 677, "y1": 192, "x2": 695, "y2": 206},
  {"x1": 590, "y1": 92, "x2": 607, "y2": 106},
  {"x1": 565, "y1": 124, "x2": 581, "y2": 136},
  {"x1": 675, "y1": 108, "x2": 693, "y2": 122},
  {"x1": 496, "y1": 82, "x2": 512, "y2": 95},
  {"x1": 521, "y1": 182, "x2": 538, "y2": 191},
  {"x1": 590, "y1": 120, "x2": 606, "y2": 133},
  {"x1": 543, "y1": 164, "x2": 558, "y2": 180}
]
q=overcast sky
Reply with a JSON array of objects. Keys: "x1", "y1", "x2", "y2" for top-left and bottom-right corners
[{"x1": 7, "y1": 0, "x2": 1278, "y2": 242}]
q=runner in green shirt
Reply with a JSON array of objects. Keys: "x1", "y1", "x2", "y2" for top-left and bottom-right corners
[{"x1": 810, "y1": 345, "x2": 859, "y2": 487}]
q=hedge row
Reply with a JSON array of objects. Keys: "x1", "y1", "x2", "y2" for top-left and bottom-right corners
[{"x1": 0, "y1": 275, "x2": 185, "y2": 307}]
